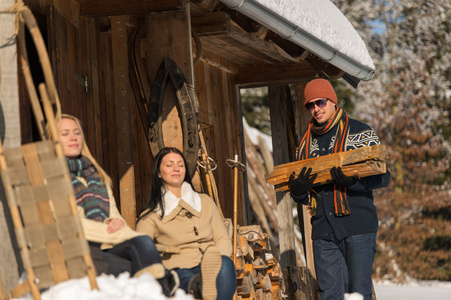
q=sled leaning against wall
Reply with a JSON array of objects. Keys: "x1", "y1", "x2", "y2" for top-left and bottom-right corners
[{"x1": 0, "y1": 3, "x2": 98, "y2": 300}]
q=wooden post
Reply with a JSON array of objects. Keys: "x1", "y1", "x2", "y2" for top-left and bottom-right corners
[
  {"x1": 268, "y1": 85, "x2": 296, "y2": 272},
  {"x1": 145, "y1": 6, "x2": 197, "y2": 185},
  {"x1": 294, "y1": 82, "x2": 318, "y2": 298},
  {"x1": 146, "y1": 8, "x2": 192, "y2": 150},
  {"x1": 111, "y1": 15, "x2": 136, "y2": 228},
  {"x1": 0, "y1": 0, "x2": 22, "y2": 291},
  {"x1": 232, "y1": 154, "x2": 239, "y2": 265}
]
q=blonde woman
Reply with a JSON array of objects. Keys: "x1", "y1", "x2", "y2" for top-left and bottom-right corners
[{"x1": 57, "y1": 114, "x2": 179, "y2": 297}]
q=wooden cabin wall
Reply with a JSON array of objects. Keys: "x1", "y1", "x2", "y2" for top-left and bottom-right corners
[
  {"x1": 194, "y1": 59, "x2": 246, "y2": 225},
  {"x1": 42, "y1": 5, "x2": 247, "y2": 226},
  {"x1": 47, "y1": 9, "x2": 127, "y2": 219}
]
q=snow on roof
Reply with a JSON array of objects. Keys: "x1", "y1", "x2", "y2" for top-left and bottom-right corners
[
  {"x1": 220, "y1": 0, "x2": 375, "y2": 80},
  {"x1": 255, "y1": 0, "x2": 374, "y2": 69}
]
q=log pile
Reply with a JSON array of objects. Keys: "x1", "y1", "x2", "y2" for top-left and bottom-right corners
[
  {"x1": 243, "y1": 129, "x2": 278, "y2": 244},
  {"x1": 235, "y1": 225, "x2": 282, "y2": 300}
]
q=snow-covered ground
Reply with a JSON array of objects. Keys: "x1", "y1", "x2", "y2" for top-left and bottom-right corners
[
  {"x1": 13, "y1": 272, "x2": 193, "y2": 300},
  {"x1": 11, "y1": 272, "x2": 451, "y2": 300},
  {"x1": 374, "y1": 280, "x2": 451, "y2": 300}
]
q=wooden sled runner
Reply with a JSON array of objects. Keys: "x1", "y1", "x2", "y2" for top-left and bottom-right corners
[
  {"x1": 266, "y1": 144, "x2": 388, "y2": 192},
  {"x1": 0, "y1": 4, "x2": 97, "y2": 300}
]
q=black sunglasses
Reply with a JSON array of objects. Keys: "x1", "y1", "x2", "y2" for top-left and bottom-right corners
[{"x1": 305, "y1": 99, "x2": 328, "y2": 111}]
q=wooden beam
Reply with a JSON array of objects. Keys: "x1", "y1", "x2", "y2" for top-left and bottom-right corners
[
  {"x1": 198, "y1": 49, "x2": 239, "y2": 74},
  {"x1": 265, "y1": 31, "x2": 309, "y2": 60},
  {"x1": 191, "y1": 0, "x2": 218, "y2": 13},
  {"x1": 79, "y1": 0, "x2": 185, "y2": 17},
  {"x1": 53, "y1": 0, "x2": 80, "y2": 28},
  {"x1": 111, "y1": 15, "x2": 136, "y2": 229},
  {"x1": 228, "y1": 21, "x2": 302, "y2": 64},
  {"x1": 268, "y1": 85, "x2": 296, "y2": 269},
  {"x1": 191, "y1": 11, "x2": 231, "y2": 36},
  {"x1": 237, "y1": 62, "x2": 318, "y2": 88},
  {"x1": 306, "y1": 53, "x2": 344, "y2": 79}
]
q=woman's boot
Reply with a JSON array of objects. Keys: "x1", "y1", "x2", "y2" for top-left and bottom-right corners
[
  {"x1": 200, "y1": 246, "x2": 221, "y2": 300},
  {"x1": 134, "y1": 263, "x2": 180, "y2": 297}
]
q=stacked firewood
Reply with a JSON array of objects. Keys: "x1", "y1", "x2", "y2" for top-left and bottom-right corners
[
  {"x1": 243, "y1": 126, "x2": 306, "y2": 267},
  {"x1": 235, "y1": 225, "x2": 282, "y2": 300},
  {"x1": 242, "y1": 126, "x2": 318, "y2": 299}
]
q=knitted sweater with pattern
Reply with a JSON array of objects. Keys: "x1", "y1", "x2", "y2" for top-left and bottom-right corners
[{"x1": 291, "y1": 118, "x2": 390, "y2": 241}]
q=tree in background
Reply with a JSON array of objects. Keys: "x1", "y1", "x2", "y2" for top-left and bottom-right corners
[
  {"x1": 241, "y1": 88, "x2": 271, "y2": 135},
  {"x1": 332, "y1": 0, "x2": 451, "y2": 281}
]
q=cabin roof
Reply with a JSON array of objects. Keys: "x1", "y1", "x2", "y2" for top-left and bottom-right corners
[
  {"x1": 219, "y1": 0, "x2": 375, "y2": 82},
  {"x1": 74, "y1": 0, "x2": 375, "y2": 87}
]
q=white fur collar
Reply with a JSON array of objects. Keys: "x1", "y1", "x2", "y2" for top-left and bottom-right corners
[{"x1": 160, "y1": 182, "x2": 202, "y2": 217}]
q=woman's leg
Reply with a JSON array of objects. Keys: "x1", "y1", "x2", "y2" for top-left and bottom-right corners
[
  {"x1": 175, "y1": 266, "x2": 200, "y2": 293},
  {"x1": 89, "y1": 242, "x2": 132, "y2": 276},
  {"x1": 107, "y1": 236, "x2": 179, "y2": 297},
  {"x1": 106, "y1": 235, "x2": 161, "y2": 274},
  {"x1": 216, "y1": 255, "x2": 237, "y2": 300},
  {"x1": 183, "y1": 256, "x2": 237, "y2": 300}
]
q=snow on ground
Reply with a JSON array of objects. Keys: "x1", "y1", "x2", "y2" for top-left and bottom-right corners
[
  {"x1": 11, "y1": 271, "x2": 451, "y2": 300},
  {"x1": 13, "y1": 272, "x2": 193, "y2": 300},
  {"x1": 374, "y1": 280, "x2": 451, "y2": 300}
]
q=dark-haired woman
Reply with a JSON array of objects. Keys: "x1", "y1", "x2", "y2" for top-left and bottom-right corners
[{"x1": 136, "y1": 147, "x2": 236, "y2": 300}]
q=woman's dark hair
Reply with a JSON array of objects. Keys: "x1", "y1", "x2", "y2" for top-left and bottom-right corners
[{"x1": 137, "y1": 147, "x2": 193, "y2": 221}]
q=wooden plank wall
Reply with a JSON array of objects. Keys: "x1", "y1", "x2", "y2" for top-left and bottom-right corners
[
  {"x1": 33, "y1": 5, "x2": 247, "y2": 226},
  {"x1": 48, "y1": 8, "x2": 123, "y2": 212},
  {"x1": 194, "y1": 59, "x2": 246, "y2": 224}
]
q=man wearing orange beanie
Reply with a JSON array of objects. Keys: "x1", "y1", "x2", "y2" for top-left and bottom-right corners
[{"x1": 289, "y1": 78, "x2": 390, "y2": 300}]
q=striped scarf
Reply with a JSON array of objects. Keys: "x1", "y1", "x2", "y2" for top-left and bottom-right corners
[
  {"x1": 67, "y1": 156, "x2": 110, "y2": 221},
  {"x1": 297, "y1": 106, "x2": 351, "y2": 217}
]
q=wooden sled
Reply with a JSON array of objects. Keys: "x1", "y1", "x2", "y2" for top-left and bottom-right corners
[
  {"x1": 0, "y1": 275, "x2": 8, "y2": 300},
  {"x1": 0, "y1": 4, "x2": 97, "y2": 300},
  {"x1": 266, "y1": 144, "x2": 388, "y2": 192}
]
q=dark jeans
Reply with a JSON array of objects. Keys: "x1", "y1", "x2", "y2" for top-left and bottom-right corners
[
  {"x1": 90, "y1": 235, "x2": 163, "y2": 276},
  {"x1": 313, "y1": 232, "x2": 377, "y2": 300},
  {"x1": 89, "y1": 242, "x2": 132, "y2": 276},
  {"x1": 175, "y1": 255, "x2": 237, "y2": 300}
]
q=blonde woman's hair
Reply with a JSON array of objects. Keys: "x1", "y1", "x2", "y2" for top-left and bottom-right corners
[{"x1": 58, "y1": 114, "x2": 112, "y2": 187}]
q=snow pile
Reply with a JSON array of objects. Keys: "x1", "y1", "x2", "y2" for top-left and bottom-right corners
[
  {"x1": 14, "y1": 273, "x2": 193, "y2": 300},
  {"x1": 344, "y1": 293, "x2": 363, "y2": 300},
  {"x1": 374, "y1": 280, "x2": 451, "y2": 300}
]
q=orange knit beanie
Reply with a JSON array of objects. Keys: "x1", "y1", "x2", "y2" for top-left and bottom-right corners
[{"x1": 304, "y1": 78, "x2": 338, "y2": 106}]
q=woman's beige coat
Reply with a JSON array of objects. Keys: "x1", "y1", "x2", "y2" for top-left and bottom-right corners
[{"x1": 136, "y1": 193, "x2": 232, "y2": 270}]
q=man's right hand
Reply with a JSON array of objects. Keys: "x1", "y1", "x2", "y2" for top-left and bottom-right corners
[{"x1": 289, "y1": 167, "x2": 318, "y2": 196}]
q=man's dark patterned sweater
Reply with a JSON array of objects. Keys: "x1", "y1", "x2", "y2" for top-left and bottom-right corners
[{"x1": 291, "y1": 118, "x2": 391, "y2": 241}]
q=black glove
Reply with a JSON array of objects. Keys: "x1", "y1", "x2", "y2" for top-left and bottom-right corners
[
  {"x1": 329, "y1": 166, "x2": 359, "y2": 187},
  {"x1": 289, "y1": 167, "x2": 317, "y2": 196}
]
